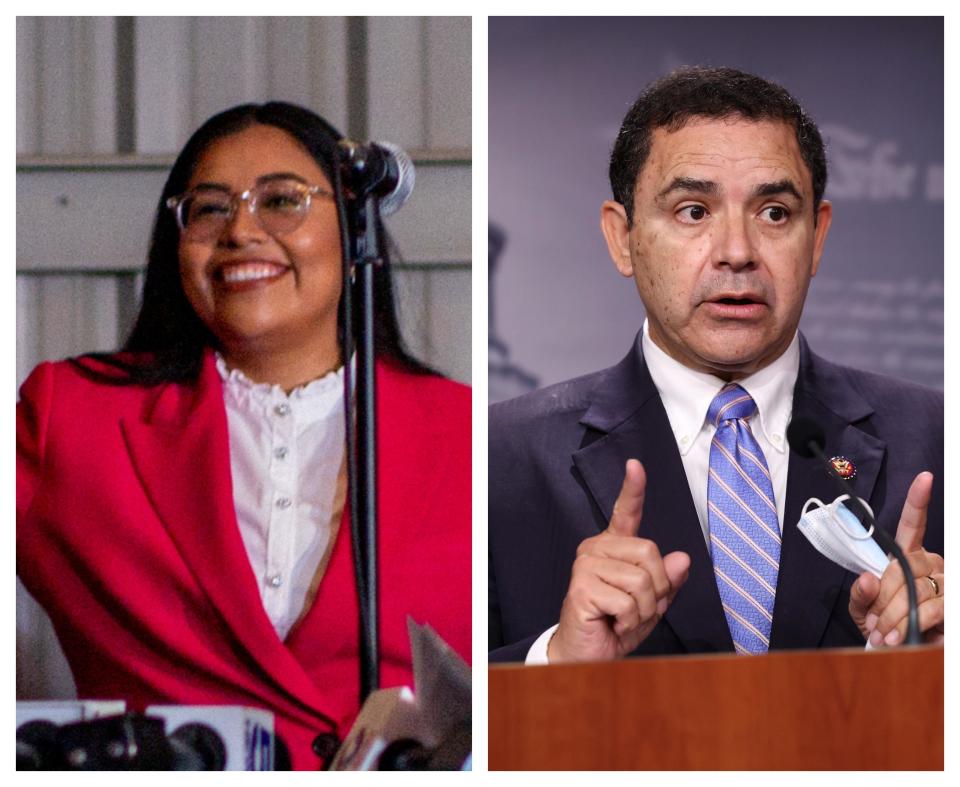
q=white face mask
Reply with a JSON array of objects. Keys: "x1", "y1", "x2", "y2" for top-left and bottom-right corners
[{"x1": 797, "y1": 495, "x2": 890, "y2": 578}]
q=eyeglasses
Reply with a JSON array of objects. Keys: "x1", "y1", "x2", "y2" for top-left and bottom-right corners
[{"x1": 166, "y1": 178, "x2": 333, "y2": 242}]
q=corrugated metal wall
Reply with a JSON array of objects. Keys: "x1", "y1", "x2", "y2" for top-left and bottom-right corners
[{"x1": 16, "y1": 15, "x2": 471, "y2": 699}]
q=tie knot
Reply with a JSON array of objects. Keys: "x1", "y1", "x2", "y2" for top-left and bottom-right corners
[{"x1": 708, "y1": 384, "x2": 756, "y2": 426}]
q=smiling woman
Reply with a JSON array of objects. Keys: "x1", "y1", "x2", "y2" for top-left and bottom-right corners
[
  {"x1": 15, "y1": 102, "x2": 471, "y2": 770},
  {"x1": 175, "y1": 124, "x2": 344, "y2": 389}
]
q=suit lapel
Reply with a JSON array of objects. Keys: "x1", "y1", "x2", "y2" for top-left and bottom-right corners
[
  {"x1": 284, "y1": 361, "x2": 435, "y2": 656},
  {"x1": 119, "y1": 352, "x2": 328, "y2": 711},
  {"x1": 572, "y1": 340, "x2": 732, "y2": 653},
  {"x1": 771, "y1": 339, "x2": 885, "y2": 649},
  {"x1": 569, "y1": 335, "x2": 887, "y2": 653}
]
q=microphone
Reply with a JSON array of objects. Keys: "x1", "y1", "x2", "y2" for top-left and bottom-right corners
[
  {"x1": 378, "y1": 721, "x2": 472, "y2": 770},
  {"x1": 146, "y1": 705, "x2": 279, "y2": 770},
  {"x1": 16, "y1": 700, "x2": 128, "y2": 769},
  {"x1": 15, "y1": 705, "x2": 283, "y2": 770},
  {"x1": 786, "y1": 417, "x2": 922, "y2": 644},
  {"x1": 336, "y1": 140, "x2": 415, "y2": 216},
  {"x1": 166, "y1": 723, "x2": 227, "y2": 770},
  {"x1": 16, "y1": 720, "x2": 60, "y2": 770},
  {"x1": 330, "y1": 621, "x2": 471, "y2": 771},
  {"x1": 19, "y1": 713, "x2": 173, "y2": 770}
]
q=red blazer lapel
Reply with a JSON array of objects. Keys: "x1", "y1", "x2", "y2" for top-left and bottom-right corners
[
  {"x1": 118, "y1": 352, "x2": 329, "y2": 715},
  {"x1": 284, "y1": 360, "x2": 436, "y2": 666},
  {"x1": 286, "y1": 360, "x2": 470, "y2": 688}
]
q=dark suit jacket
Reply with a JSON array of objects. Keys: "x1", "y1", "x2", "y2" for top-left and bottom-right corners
[{"x1": 489, "y1": 334, "x2": 943, "y2": 663}]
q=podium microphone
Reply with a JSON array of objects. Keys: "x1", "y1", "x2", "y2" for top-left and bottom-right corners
[{"x1": 786, "y1": 416, "x2": 922, "y2": 644}]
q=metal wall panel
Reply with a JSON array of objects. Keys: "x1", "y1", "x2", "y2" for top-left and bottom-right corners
[
  {"x1": 134, "y1": 17, "x2": 355, "y2": 154},
  {"x1": 17, "y1": 580, "x2": 77, "y2": 700},
  {"x1": 17, "y1": 166, "x2": 167, "y2": 271},
  {"x1": 424, "y1": 17, "x2": 472, "y2": 149},
  {"x1": 367, "y1": 17, "x2": 427, "y2": 149},
  {"x1": 16, "y1": 16, "x2": 38, "y2": 155},
  {"x1": 16, "y1": 277, "x2": 40, "y2": 385},
  {"x1": 192, "y1": 18, "x2": 270, "y2": 126},
  {"x1": 393, "y1": 266, "x2": 472, "y2": 385},
  {"x1": 16, "y1": 15, "x2": 471, "y2": 700},
  {"x1": 134, "y1": 17, "x2": 193, "y2": 154},
  {"x1": 18, "y1": 161, "x2": 470, "y2": 273},
  {"x1": 16, "y1": 272, "x2": 124, "y2": 701},
  {"x1": 263, "y1": 17, "x2": 350, "y2": 133},
  {"x1": 384, "y1": 161, "x2": 472, "y2": 264},
  {"x1": 31, "y1": 17, "x2": 117, "y2": 155},
  {"x1": 17, "y1": 274, "x2": 124, "y2": 369},
  {"x1": 421, "y1": 267, "x2": 473, "y2": 383},
  {"x1": 16, "y1": 14, "x2": 473, "y2": 379}
]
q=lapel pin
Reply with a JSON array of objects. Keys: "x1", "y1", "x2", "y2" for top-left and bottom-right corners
[{"x1": 829, "y1": 456, "x2": 857, "y2": 480}]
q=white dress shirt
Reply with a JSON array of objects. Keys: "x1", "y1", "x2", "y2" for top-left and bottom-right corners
[
  {"x1": 526, "y1": 322, "x2": 800, "y2": 664},
  {"x1": 217, "y1": 355, "x2": 347, "y2": 641}
]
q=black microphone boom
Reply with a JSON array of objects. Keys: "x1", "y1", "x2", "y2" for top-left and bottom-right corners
[
  {"x1": 333, "y1": 139, "x2": 416, "y2": 706},
  {"x1": 334, "y1": 138, "x2": 415, "y2": 704},
  {"x1": 786, "y1": 416, "x2": 921, "y2": 645}
]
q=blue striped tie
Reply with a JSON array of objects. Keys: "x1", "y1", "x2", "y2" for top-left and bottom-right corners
[{"x1": 707, "y1": 385, "x2": 780, "y2": 654}]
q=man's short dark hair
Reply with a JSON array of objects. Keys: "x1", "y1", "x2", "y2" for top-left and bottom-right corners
[{"x1": 609, "y1": 66, "x2": 827, "y2": 224}]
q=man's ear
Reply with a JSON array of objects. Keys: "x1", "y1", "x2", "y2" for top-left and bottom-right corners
[
  {"x1": 810, "y1": 199, "x2": 833, "y2": 277},
  {"x1": 600, "y1": 200, "x2": 634, "y2": 278}
]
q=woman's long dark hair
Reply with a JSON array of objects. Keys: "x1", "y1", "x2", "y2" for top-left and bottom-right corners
[{"x1": 82, "y1": 101, "x2": 430, "y2": 385}]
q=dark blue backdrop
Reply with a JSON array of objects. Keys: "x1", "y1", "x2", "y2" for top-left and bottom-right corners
[{"x1": 488, "y1": 16, "x2": 943, "y2": 401}]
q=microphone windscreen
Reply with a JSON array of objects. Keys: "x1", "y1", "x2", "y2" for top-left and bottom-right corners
[
  {"x1": 16, "y1": 720, "x2": 61, "y2": 770},
  {"x1": 785, "y1": 416, "x2": 826, "y2": 457},
  {"x1": 169, "y1": 723, "x2": 227, "y2": 770},
  {"x1": 376, "y1": 141, "x2": 415, "y2": 216}
]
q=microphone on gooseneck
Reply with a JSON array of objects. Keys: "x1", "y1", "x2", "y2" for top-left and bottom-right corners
[
  {"x1": 786, "y1": 416, "x2": 921, "y2": 645},
  {"x1": 336, "y1": 140, "x2": 415, "y2": 216}
]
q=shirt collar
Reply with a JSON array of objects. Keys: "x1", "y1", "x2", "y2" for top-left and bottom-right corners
[
  {"x1": 215, "y1": 352, "x2": 347, "y2": 420},
  {"x1": 641, "y1": 320, "x2": 799, "y2": 455}
]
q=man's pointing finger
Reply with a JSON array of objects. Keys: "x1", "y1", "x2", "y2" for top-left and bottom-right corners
[
  {"x1": 608, "y1": 459, "x2": 646, "y2": 537},
  {"x1": 895, "y1": 471, "x2": 933, "y2": 554}
]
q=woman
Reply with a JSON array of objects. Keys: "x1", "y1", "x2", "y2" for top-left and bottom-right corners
[{"x1": 16, "y1": 102, "x2": 471, "y2": 769}]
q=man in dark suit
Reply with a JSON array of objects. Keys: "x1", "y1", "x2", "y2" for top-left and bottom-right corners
[{"x1": 489, "y1": 67, "x2": 944, "y2": 664}]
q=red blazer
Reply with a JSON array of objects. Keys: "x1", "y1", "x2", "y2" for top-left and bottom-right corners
[{"x1": 17, "y1": 351, "x2": 471, "y2": 769}]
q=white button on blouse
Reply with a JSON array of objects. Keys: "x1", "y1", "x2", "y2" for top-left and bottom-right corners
[{"x1": 217, "y1": 355, "x2": 348, "y2": 641}]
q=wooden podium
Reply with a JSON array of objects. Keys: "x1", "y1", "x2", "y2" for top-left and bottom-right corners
[{"x1": 489, "y1": 645, "x2": 943, "y2": 770}]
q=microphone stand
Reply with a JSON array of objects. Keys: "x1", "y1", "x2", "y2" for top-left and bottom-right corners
[{"x1": 335, "y1": 159, "x2": 384, "y2": 704}]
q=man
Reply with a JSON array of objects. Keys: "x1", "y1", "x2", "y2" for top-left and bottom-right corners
[{"x1": 488, "y1": 67, "x2": 944, "y2": 664}]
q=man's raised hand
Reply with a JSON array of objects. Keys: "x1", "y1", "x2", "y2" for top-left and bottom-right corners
[
  {"x1": 848, "y1": 471, "x2": 944, "y2": 646},
  {"x1": 548, "y1": 459, "x2": 691, "y2": 662}
]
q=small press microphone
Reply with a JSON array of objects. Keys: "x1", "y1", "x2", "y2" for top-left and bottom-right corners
[
  {"x1": 145, "y1": 705, "x2": 278, "y2": 770},
  {"x1": 786, "y1": 416, "x2": 922, "y2": 644},
  {"x1": 784, "y1": 416, "x2": 826, "y2": 460},
  {"x1": 337, "y1": 140, "x2": 415, "y2": 216}
]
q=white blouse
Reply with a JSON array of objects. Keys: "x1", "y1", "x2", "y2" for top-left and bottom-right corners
[{"x1": 216, "y1": 355, "x2": 347, "y2": 641}]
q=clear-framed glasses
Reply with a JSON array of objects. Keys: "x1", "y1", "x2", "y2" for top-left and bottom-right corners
[{"x1": 166, "y1": 178, "x2": 333, "y2": 242}]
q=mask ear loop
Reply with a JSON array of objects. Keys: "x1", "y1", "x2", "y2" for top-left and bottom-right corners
[{"x1": 826, "y1": 494, "x2": 877, "y2": 540}]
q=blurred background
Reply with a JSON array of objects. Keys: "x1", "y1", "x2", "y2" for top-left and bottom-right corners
[
  {"x1": 17, "y1": 15, "x2": 471, "y2": 699},
  {"x1": 488, "y1": 16, "x2": 942, "y2": 402}
]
